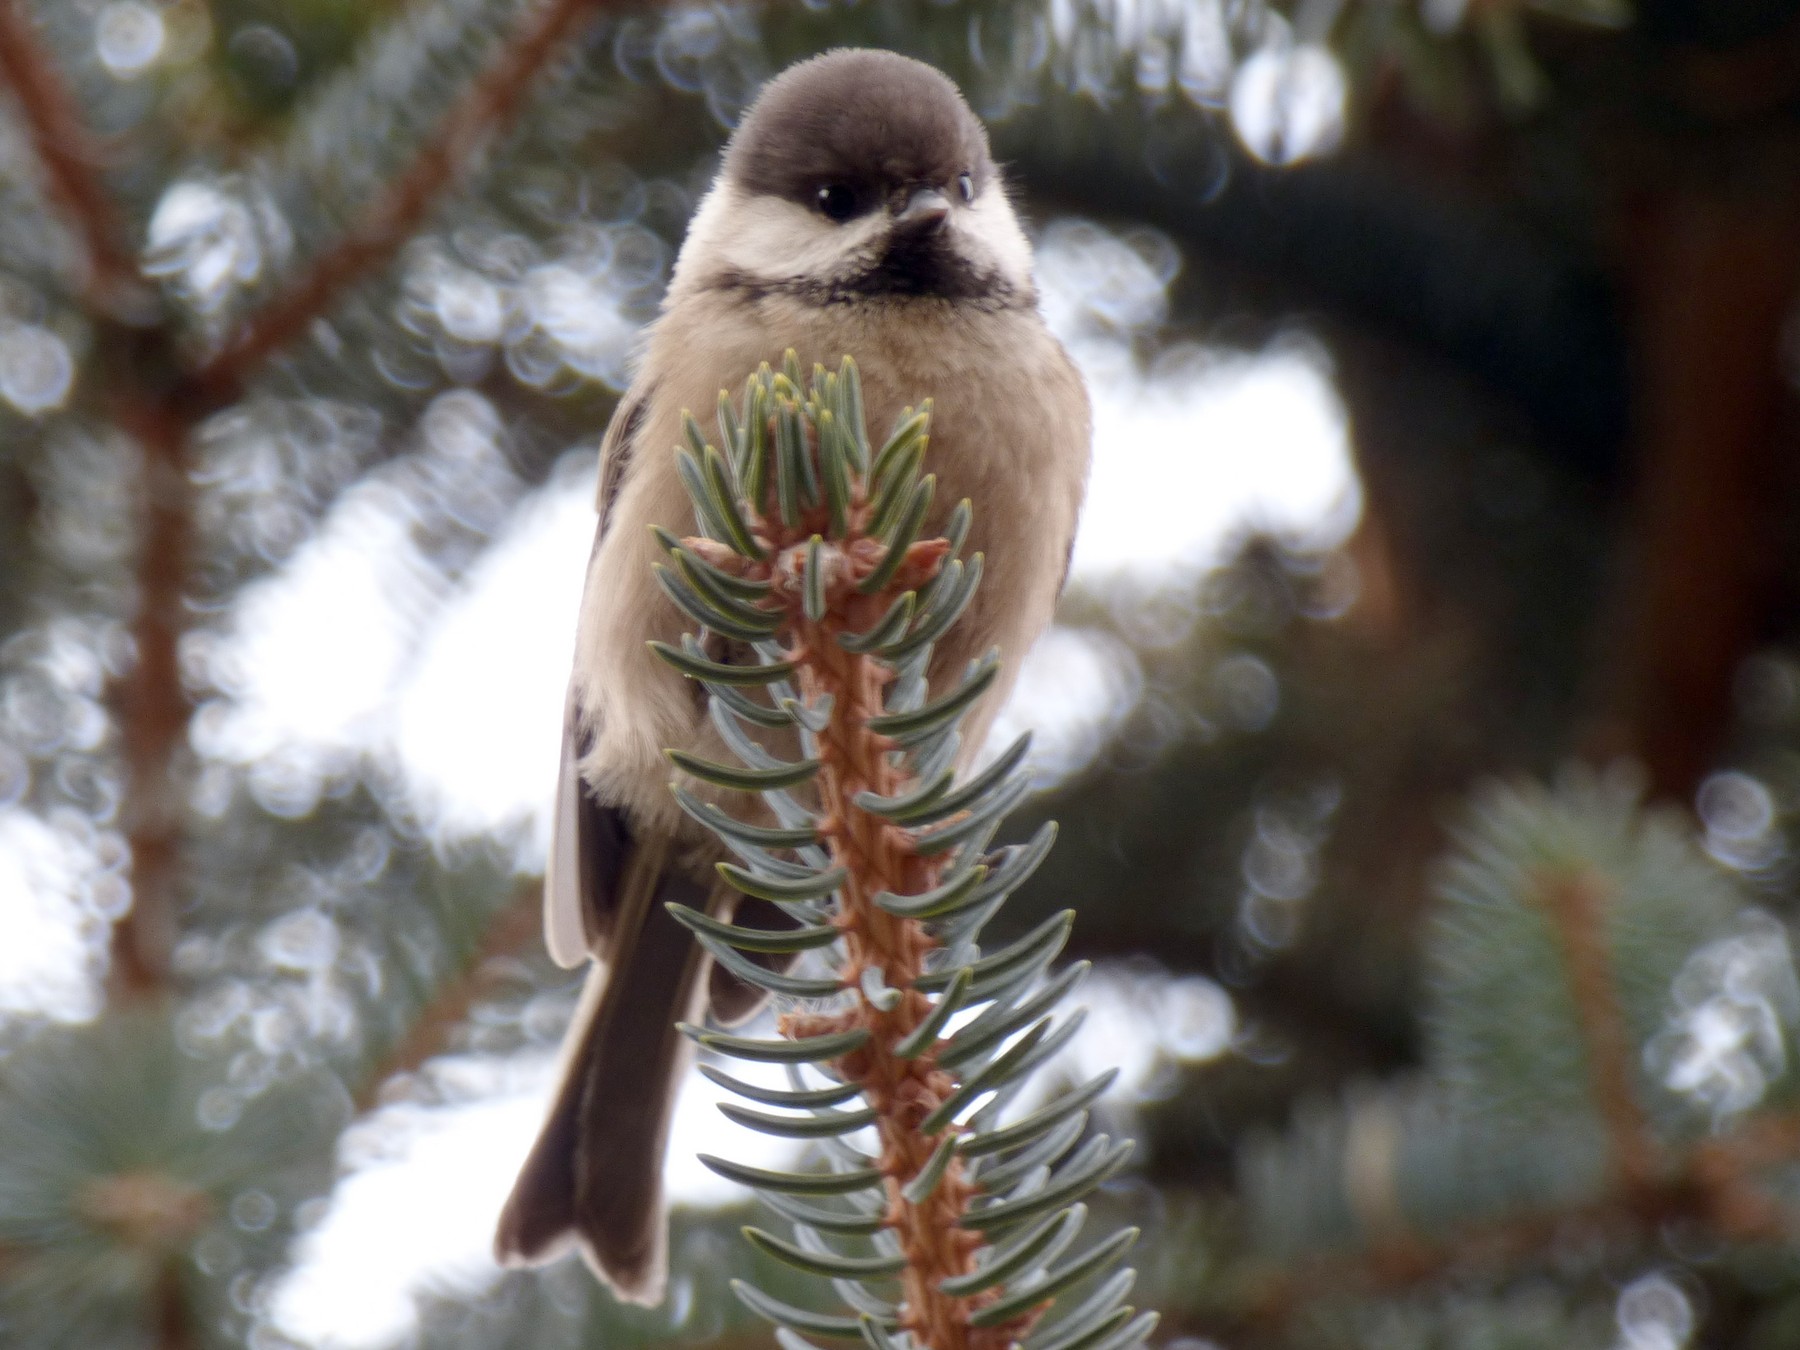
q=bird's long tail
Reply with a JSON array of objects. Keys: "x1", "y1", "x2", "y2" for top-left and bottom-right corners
[{"x1": 493, "y1": 837, "x2": 715, "y2": 1305}]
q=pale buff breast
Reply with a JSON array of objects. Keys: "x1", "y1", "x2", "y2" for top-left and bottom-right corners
[{"x1": 573, "y1": 290, "x2": 1090, "y2": 835}]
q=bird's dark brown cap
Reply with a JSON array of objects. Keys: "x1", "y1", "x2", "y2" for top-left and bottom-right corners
[{"x1": 723, "y1": 49, "x2": 994, "y2": 208}]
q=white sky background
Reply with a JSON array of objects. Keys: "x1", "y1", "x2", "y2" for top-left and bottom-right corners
[{"x1": 0, "y1": 216, "x2": 1360, "y2": 1347}]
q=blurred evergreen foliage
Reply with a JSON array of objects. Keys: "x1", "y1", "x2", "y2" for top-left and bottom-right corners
[{"x1": 5, "y1": 0, "x2": 1800, "y2": 1348}]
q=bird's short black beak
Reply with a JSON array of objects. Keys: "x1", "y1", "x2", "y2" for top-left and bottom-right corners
[{"x1": 892, "y1": 187, "x2": 951, "y2": 234}]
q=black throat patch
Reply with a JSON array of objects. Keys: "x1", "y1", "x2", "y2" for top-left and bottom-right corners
[
  {"x1": 700, "y1": 236, "x2": 1029, "y2": 313},
  {"x1": 856, "y1": 230, "x2": 996, "y2": 300}
]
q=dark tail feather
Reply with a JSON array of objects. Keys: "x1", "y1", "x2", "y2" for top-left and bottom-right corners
[{"x1": 494, "y1": 843, "x2": 712, "y2": 1305}]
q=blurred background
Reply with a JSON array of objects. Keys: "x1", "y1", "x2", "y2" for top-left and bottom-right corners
[{"x1": 5, "y1": 0, "x2": 1800, "y2": 1346}]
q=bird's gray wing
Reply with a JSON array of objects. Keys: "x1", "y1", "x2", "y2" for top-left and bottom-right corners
[{"x1": 544, "y1": 383, "x2": 652, "y2": 968}]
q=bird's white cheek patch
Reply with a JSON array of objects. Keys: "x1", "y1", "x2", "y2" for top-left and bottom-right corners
[
  {"x1": 672, "y1": 181, "x2": 1037, "y2": 299},
  {"x1": 706, "y1": 190, "x2": 882, "y2": 287},
  {"x1": 955, "y1": 188, "x2": 1036, "y2": 292}
]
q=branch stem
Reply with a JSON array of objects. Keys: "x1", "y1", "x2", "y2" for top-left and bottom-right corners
[
  {"x1": 1536, "y1": 869, "x2": 1662, "y2": 1196},
  {"x1": 726, "y1": 470, "x2": 1045, "y2": 1350},
  {"x1": 796, "y1": 622, "x2": 992, "y2": 1350},
  {"x1": 109, "y1": 405, "x2": 193, "y2": 999}
]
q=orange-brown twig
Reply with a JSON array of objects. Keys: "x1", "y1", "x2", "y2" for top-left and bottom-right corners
[
  {"x1": 682, "y1": 446, "x2": 1040, "y2": 1350},
  {"x1": 789, "y1": 591, "x2": 994, "y2": 1350}
]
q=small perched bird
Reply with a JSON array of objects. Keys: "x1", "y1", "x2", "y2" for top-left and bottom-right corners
[{"x1": 494, "y1": 48, "x2": 1090, "y2": 1302}]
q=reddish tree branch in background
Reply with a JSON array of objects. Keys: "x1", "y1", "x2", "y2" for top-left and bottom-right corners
[
  {"x1": 0, "y1": 0, "x2": 640, "y2": 1000},
  {"x1": 0, "y1": 0, "x2": 192, "y2": 1001},
  {"x1": 1591, "y1": 191, "x2": 1800, "y2": 801},
  {"x1": 189, "y1": 0, "x2": 633, "y2": 402},
  {"x1": 0, "y1": 0, "x2": 144, "y2": 309},
  {"x1": 107, "y1": 404, "x2": 193, "y2": 998}
]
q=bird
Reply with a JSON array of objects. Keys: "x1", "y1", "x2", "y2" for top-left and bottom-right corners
[{"x1": 494, "y1": 46, "x2": 1091, "y2": 1304}]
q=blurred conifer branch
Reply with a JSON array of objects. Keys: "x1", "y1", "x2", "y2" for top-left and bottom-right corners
[
  {"x1": 1207, "y1": 1100, "x2": 1800, "y2": 1348},
  {"x1": 1535, "y1": 870, "x2": 1663, "y2": 1197},
  {"x1": 0, "y1": 0, "x2": 656, "y2": 1001},
  {"x1": 0, "y1": 0, "x2": 185, "y2": 999},
  {"x1": 188, "y1": 0, "x2": 644, "y2": 402},
  {"x1": 350, "y1": 879, "x2": 542, "y2": 1113},
  {"x1": 0, "y1": 1012, "x2": 344, "y2": 1348},
  {"x1": 1205, "y1": 772, "x2": 1800, "y2": 1342},
  {"x1": 651, "y1": 354, "x2": 1152, "y2": 1350},
  {"x1": 0, "y1": 0, "x2": 143, "y2": 312}
]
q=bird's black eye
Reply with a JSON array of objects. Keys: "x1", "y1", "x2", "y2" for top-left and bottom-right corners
[
  {"x1": 815, "y1": 184, "x2": 858, "y2": 222},
  {"x1": 957, "y1": 172, "x2": 975, "y2": 204}
]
